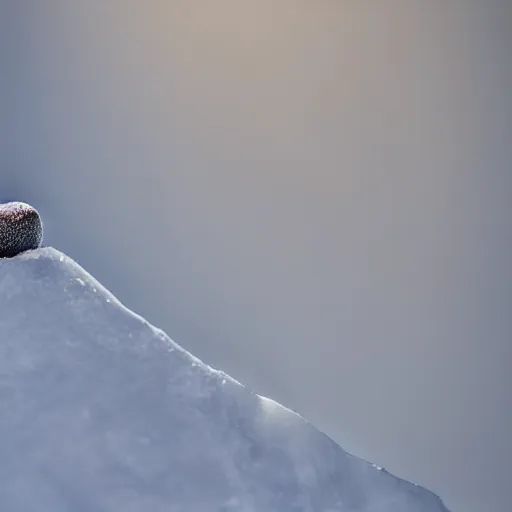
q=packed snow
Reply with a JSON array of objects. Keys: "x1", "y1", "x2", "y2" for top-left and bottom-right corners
[{"x1": 0, "y1": 247, "x2": 451, "y2": 511}]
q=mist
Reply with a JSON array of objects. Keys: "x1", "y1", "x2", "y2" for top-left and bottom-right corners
[{"x1": 4, "y1": 2, "x2": 512, "y2": 511}]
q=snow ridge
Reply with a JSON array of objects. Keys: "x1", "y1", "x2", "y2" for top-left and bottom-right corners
[{"x1": 0, "y1": 247, "x2": 451, "y2": 511}]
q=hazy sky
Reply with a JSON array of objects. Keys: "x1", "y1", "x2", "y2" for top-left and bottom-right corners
[{"x1": 4, "y1": 2, "x2": 512, "y2": 511}]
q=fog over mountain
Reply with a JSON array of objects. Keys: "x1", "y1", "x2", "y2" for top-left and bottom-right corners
[{"x1": 3, "y1": 2, "x2": 511, "y2": 512}]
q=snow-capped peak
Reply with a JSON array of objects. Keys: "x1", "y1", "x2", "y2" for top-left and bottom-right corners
[{"x1": 0, "y1": 247, "x2": 450, "y2": 511}]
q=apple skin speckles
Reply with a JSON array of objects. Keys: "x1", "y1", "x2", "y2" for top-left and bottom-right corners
[{"x1": 0, "y1": 202, "x2": 43, "y2": 258}]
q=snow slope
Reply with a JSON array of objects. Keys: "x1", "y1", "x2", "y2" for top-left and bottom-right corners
[{"x1": 0, "y1": 247, "x2": 450, "y2": 512}]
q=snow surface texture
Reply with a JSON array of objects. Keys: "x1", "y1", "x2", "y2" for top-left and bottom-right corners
[
  {"x1": 0, "y1": 202, "x2": 43, "y2": 258},
  {"x1": 0, "y1": 248, "x2": 451, "y2": 512}
]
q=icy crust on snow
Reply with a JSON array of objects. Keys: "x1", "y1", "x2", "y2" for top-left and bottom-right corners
[{"x1": 0, "y1": 248, "x2": 450, "y2": 512}]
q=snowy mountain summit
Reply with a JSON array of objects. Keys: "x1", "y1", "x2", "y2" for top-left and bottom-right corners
[{"x1": 0, "y1": 247, "x2": 451, "y2": 512}]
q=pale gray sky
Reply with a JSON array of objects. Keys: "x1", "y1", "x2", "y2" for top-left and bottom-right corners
[{"x1": 3, "y1": 2, "x2": 511, "y2": 511}]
